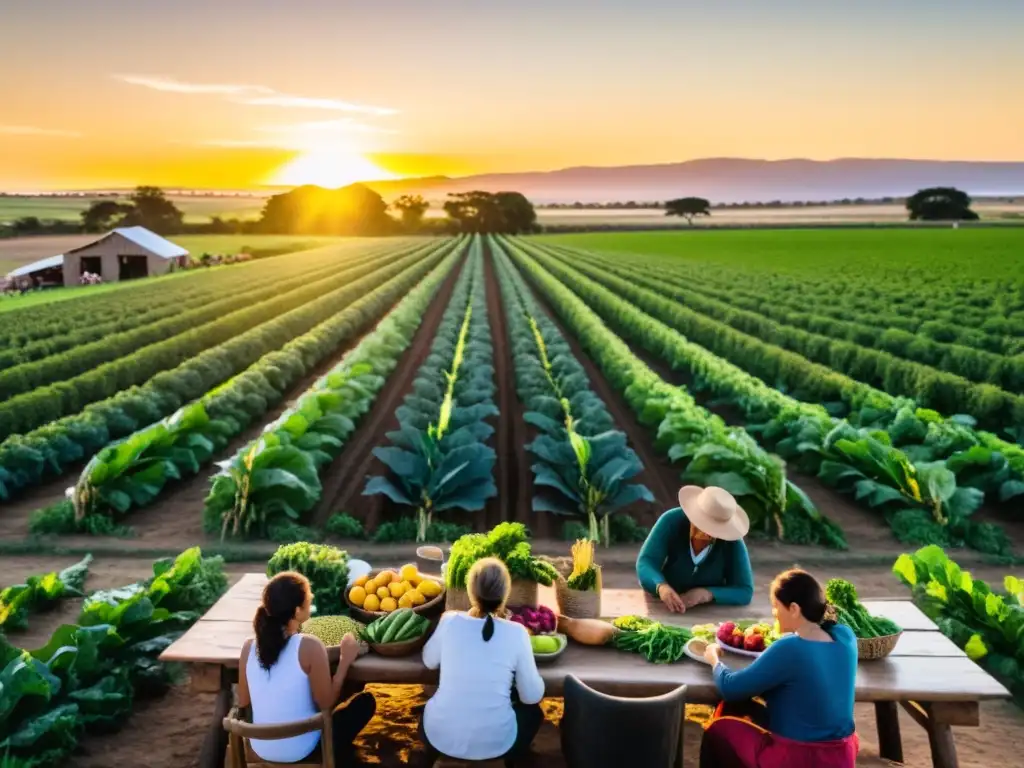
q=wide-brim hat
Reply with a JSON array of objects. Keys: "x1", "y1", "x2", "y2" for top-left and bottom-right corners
[{"x1": 679, "y1": 485, "x2": 750, "y2": 541}]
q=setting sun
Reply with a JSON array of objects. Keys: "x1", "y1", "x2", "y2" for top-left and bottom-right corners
[{"x1": 271, "y1": 149, "x2": 397, "y2": 188}]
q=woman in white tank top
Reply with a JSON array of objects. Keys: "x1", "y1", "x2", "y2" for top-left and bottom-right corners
[{"x1": 237, "y1": 572, "x2": 376, "y2": 766}]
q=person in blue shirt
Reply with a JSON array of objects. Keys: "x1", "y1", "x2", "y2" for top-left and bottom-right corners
[
  {"x1": 636, "y1": 486, "x2": 754, "y2": 612},
  {"x1": 700, "y1": 569, "x2": 859, "y2": 768}
]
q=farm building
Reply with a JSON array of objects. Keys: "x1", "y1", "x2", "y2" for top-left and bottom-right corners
[
  {"x1": 3, "y1": 227, "x2": 189, "y2": 288},
  {"x1": 61, "y1": 227, "x2": 189, "y2": 286}
]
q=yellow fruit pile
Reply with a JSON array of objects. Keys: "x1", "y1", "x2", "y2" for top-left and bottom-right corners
[{"x1": 348, "y1": 564, "x2": 443, "y2": 613}]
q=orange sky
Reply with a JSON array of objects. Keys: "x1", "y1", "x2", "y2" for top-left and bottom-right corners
[{"x1": 1, "y1": 1, "x2": 1022, "y2": 190}]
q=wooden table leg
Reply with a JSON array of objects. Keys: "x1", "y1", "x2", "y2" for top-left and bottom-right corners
[
  {"x1": 198, "y1": 668, "x2": 233, "y2": 768},
  {"x1": 875, "y1": 701, "x2": 904, "y2": 763},
  {"x1": 899, "y1": 701, "x2": 976, "y2": 768},
  {"x1": 927, "y1": 721, "x2": 959, "y2": 768}
]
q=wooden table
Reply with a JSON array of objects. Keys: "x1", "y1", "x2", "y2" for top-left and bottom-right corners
[{"x1": 162, "y1": 574, "x2": 1010, "y2": 768}]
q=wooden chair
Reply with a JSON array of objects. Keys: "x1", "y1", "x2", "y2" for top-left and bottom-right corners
[
  {"x1": 223, "y1": 707, "x2": 335, "y2": 768},
  {"x1": 560, "y1": 675, "x2": 687, "y2": 768}
]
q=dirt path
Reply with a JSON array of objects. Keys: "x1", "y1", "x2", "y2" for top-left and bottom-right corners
[
  {"x1": 511, "y1": 253, "x2": 681, "y2": 528},
  {"x1": 312, "y1": 254, "x2": 466, "y2": 530},
  {"x1": 482, "y1": 239, "x2": 518, "y2": 531}
]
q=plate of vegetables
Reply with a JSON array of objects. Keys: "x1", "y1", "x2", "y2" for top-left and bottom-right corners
[
  {"x1": 530, "y1": 632, "x2": 568, "y2": 661},
  {"x1": 508, "y1": 605, "x2": 558, "y2": 635},
  {"x1": 715, "y1": 620, "x2": 781, "y2": 656}
]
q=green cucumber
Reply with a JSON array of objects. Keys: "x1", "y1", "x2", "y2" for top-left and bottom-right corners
[
  {"x1": 381, "y1": 609, "x2": 414, "y2": 643},
  {"x1": 396, "y1": 614, "x2": 427, "y2": 642}
]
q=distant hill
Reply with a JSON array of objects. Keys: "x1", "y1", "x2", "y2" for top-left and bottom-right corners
[{"x1": 360, "y1": 158, "x2": 1024, "y2": 205}]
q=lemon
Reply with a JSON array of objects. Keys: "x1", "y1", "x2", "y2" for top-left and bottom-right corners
[
  {"x1": 363, "y1": 594, "x2": 380, "y2": 612},
  {"x1": 407, "y1": 589, "x2": 426, "y2": 606},
  {"x1": 380, "y1": 597, "x2": 398, "y2": 612},
  {"x1": 418, "y1": 579, "x2": 442, "y2": 598},
  {"x1": 400, "y1": 564, "x2": 419, "y2": 582},
  {"x1": 377, "y1": 570, "x2": 396, "y2": 585},
  {"x1": 364, "y1": 578, "x2": 378, "y2": 594},
  {"x1": 354, "y1": 574, "x2": 369, "y2": 588},
  {"x1": 389, "y1": 581, "x2": 407, "y2": 598},
  {"x1": 398, "y1": 592, "x2": 415, "y2": 609},
  {"x1": 348, "y1": 586, "x2": 367, "y2": 606},
  {"x1": 376, "y1": 586, "x2": 390, "y2": 600}
]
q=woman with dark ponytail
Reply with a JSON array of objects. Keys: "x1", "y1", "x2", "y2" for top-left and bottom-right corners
[
  {"x1": 237, "y1": 572, "x2": 376, "y2": 765},
  {"x1": 420, "y1": 558, "x2": 544, "y2": 763},
  {"x1": 699, "y1": 569, "x2": 859, "y2": 768}
]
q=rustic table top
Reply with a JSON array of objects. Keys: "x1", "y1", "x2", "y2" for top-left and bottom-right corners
[{"x1": 161, "y1": 573, "x2": 1009, "y2": 702}]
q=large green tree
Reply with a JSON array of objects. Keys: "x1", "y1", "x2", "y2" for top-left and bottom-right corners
[
  {"x1": 81, "y1": 199, "x2": 134, "y2": 232},
  {"x1": 665, "y1": 196, "x2": 711, "y2": 224},
  {"x1": 906, "y1": 187, "x2": 979, "y2": 221},
  {"x1": 120, "y1": 186, "x2": 185, "y2": 233},
  {"x1": 391, "y1": 194, "x2": 429, "y2": 230},
  {"x1": 259, "y1": 183, "x2": 392, "y2": 235},
  {"x1": 443, "y1": 190, "x2": 537, "y2": 233}
]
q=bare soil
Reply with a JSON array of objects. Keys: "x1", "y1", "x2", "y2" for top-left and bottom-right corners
[{"x1": 311, "y1": 255, "x2": 466, "y2": 530}]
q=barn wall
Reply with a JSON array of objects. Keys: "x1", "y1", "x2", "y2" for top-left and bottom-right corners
[{"x1": 62, "y1": 232, "x2": 173, "y2": 286}]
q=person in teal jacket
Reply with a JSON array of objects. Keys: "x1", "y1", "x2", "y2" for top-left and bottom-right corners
[{"x1": 637, "y1": 485, "x2": 754, "y2": 611}]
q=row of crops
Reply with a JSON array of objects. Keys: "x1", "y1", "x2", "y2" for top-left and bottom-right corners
[{"x1": 5, "y1": 229, "x2": 1021, "y2": 557}]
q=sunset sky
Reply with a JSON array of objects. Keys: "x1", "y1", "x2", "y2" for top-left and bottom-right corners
[{"x1": 1, "y1": 0, "x2": 1022, "y2": 190}]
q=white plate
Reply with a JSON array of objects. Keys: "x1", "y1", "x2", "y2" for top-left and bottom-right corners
[
  {"x1": 719, "y1": 641, "x2": 764, "y2": 658},
  {"x1": 684, "y1": 637, "x2": 712, "y2": 665},
  {"x1": 347, "y1": 559, "x2": 371, "y2": 586}
]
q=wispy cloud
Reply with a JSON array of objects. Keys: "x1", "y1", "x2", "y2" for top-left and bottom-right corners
[
  {"x1": 0, "y1": 124, "x2": 80, "y2": 138},
  {"x1": 114, "y1": 74, "x2": 271, "y2": 95},
  {"x1": 114, "y1": 73, "x2": 397, "y2": 116},
  {"x1": 238, "y1": 95, "x2": 397, "y2": 115},
  {"x1": 258, "y1": 118, "x2": 398, "y2": 135}
]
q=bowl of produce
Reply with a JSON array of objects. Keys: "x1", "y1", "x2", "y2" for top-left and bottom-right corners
[
  {"x1": 300, "y1": 615, "x2": 370, "y2": 660},
  {"x1": 825, "y1": 579, "x2": 903, "y2": 660},
  {"x1": 508, "y1": 605, "x2": 558, "y2": 635},
  {"x1": 530, "y1": 632, "x2": 568, "y2": 662},
  {"x1": 715, "y1": 621, "x2": 781, "y2": 656},
  {"x1": 362, "y1": 608, "x2": 434, "y2": 657},
  {"x1": 346, "y1": 565, "x2": 445, "y2": 623}
]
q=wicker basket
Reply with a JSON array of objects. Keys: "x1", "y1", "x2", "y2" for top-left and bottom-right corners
[
  {"x1": 857, "y1": 631, "x2": 902, "y2": 661},
  {"x1": 346, "y1": 569, "x2": 446, "y2": 623},
  {"x1": 554, "y1": 568, "x2": 602, "y2": 619},
  {"x1": 446, "y1": 578, "x2": 540, "y2": 612},
  {"x1": 369, "y1": 630, "x2": 430, "y2": 657}
]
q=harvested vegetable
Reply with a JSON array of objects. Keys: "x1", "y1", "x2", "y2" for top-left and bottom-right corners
[
  {"x1": 566, "y1": 539, "x2": 598, "y2": 592},
  {"x1": 362, "y1": 608, "x2": 430, "y2": 645},
  {"x1": 557, "y1": 614, "x2": 621, "y2": 646},
  {"x1": 612, "y1": 615, "x2": 656, "y2": 632},
  {"x1": 301, "y1": 615, "x2": 367, "y2": 646},
  {"x1": 613, "y1": 621, "x2": 693, "y2": 664},
  {"x1": 825, "y1": 578, "x2": 902, "y2": 638},
  {"x1": 509, "y1": 604, "x2": 557, "y2": 634}
]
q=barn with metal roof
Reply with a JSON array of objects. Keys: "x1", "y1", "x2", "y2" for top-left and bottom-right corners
[{"x1": 60, "y1": 227, "x2": 188, "y2": 286}]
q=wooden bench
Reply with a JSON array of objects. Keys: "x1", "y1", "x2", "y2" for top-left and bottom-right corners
[{"x1": 162, "y1": 574, "x2": 1010, "y2": 768}]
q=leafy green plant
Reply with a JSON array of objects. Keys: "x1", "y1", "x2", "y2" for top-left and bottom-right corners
[
  {"x1": 445, "y1": 523, "x2": 559, "y2": 590},
  {"x1": 365, "y1": 238, "x2": 498, "y2": 542},
  {"x1": 0, "y1": 555, "x2": 91, "y2": 630},
  {"x1": 492, "y1": 241, "x2": 652, "y2": 546},
  {"x1": 371, "y1": 517, "x2": 470, "y2": 544},
  {"x1": 0, "y1": 547, "x2": 226, "y2": 767},
  {"x1": 203, "y1": 242, "x2": 462, "y2": 539},
  {"x1": 894, "y1": 545, "x2": 1024, "y2": 703},
  {"x1": 325, "y1": 513, "x2": 366, "y2": 540},
  {"x1": 267, "y1": 542, "x2": 349, "y2": 615},
  {"x1": 501, "y1": 236, "x2": 845, "y2": 549}
]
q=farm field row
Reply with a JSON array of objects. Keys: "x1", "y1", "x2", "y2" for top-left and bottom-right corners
[{"x1": 2, "y1": 230, "x2": 1022, "y2": 567}]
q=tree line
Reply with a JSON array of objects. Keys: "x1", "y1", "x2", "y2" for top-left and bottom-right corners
[{"x1": 2, "y1": 185, "x2": 539, "y2": 238}]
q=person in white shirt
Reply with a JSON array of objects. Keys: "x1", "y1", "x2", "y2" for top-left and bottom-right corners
[
  {"x1": 420, "y1": 557, "x2": 545, "y2": 763},
  {"x1": 238, "y1": 572, "x2": 376, "y2": 766}
]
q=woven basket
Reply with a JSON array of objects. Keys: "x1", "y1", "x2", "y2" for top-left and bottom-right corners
[
  {"x1": 446, "y1": 578, "x2": 540, "y2": 612},
  {"x1": 857, "y1": 631, "x2": 901, "y2": 660},
  {"x1": 555, "y1": 567, "x2": 602, "y2": 619}
]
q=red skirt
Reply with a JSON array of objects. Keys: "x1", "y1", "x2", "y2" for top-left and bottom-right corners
[{"x1": 701, "y1": 703, "x2": 859, "y2": 768}]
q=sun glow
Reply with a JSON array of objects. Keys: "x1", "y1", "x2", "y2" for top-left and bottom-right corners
[{"x1": 271, "y1": 148, "x2": 397, "y2": 188}]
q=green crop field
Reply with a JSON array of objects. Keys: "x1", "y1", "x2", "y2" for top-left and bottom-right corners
[
  {"x1": 0, "y1": 194, "x2": 267, "y2": 224},
  {"x1": 2, "y1": 229, "x2": 1022, "y2": 567}
]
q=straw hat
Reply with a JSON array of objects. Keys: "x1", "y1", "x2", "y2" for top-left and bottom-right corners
[{"x1": 678, "y1": 486, "x2": 750, "y2": 541}]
